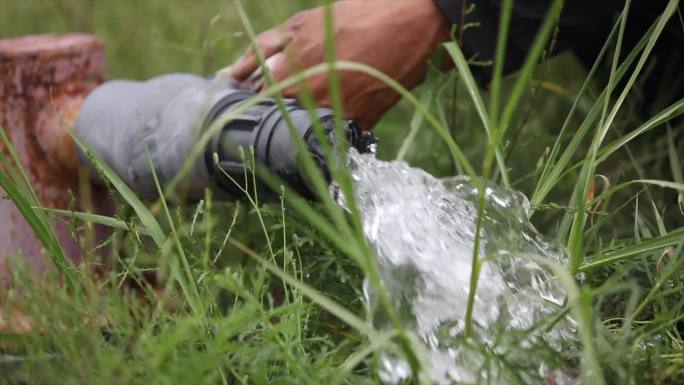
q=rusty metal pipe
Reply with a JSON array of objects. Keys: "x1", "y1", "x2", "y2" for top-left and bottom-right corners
[{"x1": 0, "y1": 34, "x2": 108, "y2": 283}]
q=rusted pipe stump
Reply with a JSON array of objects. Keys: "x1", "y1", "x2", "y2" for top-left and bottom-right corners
[{"x1": 0, "y1": 34, "x2": 108, "y2": 283}]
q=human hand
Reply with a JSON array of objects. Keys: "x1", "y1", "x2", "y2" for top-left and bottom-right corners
[{"x1": 227, "y1": 0, "x2": 451, "y2": 130}]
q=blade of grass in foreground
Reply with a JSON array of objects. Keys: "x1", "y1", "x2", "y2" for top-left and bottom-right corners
[
  {"x1": 457, "y1": 0, "x2": 563, "y2": 339},
  {"x1": 580, "y1": 227, "x2": 684, "y2": 271},
  {"x1": 71, "y1": 132, "x2": 166, "y2": 247},
  {"x1": 396, "y1": 59, "x2": 442, "y2": 161},
  {"x1": 487, "y1": 0, "x2": 513, "y2": 149},
  {"x1": 442, "y1": 42, "x2": 510, "y2": 187},
  {"x1": 667, "y1": 124, "x2": 684, "y2": 213},
  {"x1": 144, "y1": 145, "x2": 227, "y2": 384},
  {"x1": 459, "y1": 0, "x2": 516, "y2": 340},
  {"x1": 233, "y1": 0, "x2": 364, "y2": 264},
  {"x1": 145, "y1": 145, "x2": 205, "y2": 320},
  {"x1": 597, "y1": 99, "x2": 684, "y2": 163},
  {"x1": 496, "y1": 0, "x2": 564, "y2": 144},
  {"x1": 34, "y1": 207, "x2": 153, "y2": 237},
  {"x1": 232, "y1": 0, "x2": 368, "y2": 279},
  {"x1": 0, "y1": 126, "x2": 77, "y2": 289}
]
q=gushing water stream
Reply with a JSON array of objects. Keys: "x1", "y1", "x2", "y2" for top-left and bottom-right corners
[{"x1": 345, "y1": 151, "x2": 577, "y2": 384}]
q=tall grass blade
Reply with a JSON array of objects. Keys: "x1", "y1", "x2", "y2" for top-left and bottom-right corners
[
  {"x1": 667, "y1": 124, "x2": 684, "y2": 213},
  {"x1": 597, "y1": 99, "x2": 684, "y2": 162},
  {"x1": 145, "y1": 146, "x2": 205, "y2": 319},
  {"x1": 462, "y1": 0, "x2": 562, "y2": 339},
  {"x1": 488, "y1": 0, "x2": 513, "y2": 136},
  {"x1": 497, "y1": 0, "x2": 564, "y2": 141},
  {"x1": 580, "y1": 227, "x2": 684, "y2": 271},
  {"x1": 71, "y1": 132, "x2": 167, "y2": 248},
  {"x1": 34, "y1": 207, "x2": 153, "y2": 237},
  {"x1": 442, "y1": 42, "x2": 509, "y2": 186},
  {"x1": 396, "y1": 65, "x2": 440, "y2": 161},
  {"x1": 0, "y1": 127, "x2": 77, "y2": 289}
]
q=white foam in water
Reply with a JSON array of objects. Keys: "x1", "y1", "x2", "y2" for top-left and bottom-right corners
[{"x1": 344, "y1": 150, "x2": 577, "y2": 384}]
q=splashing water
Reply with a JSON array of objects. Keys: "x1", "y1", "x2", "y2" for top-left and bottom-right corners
[{"x1": 344, "y1": 151, "x2": 577, "y2": 384}]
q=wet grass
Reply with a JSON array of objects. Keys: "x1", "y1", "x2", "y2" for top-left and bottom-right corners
[{"x1": 1, "y1": 0, "x2": 683, "y2": 384}]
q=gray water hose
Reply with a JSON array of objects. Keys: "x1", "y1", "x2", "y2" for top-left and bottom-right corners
[{"x1": 74, "y1": 73, "x2": 376, "y2": 201}]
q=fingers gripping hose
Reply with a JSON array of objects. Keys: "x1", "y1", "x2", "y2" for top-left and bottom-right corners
[{"x1": 74, "y1": 73, "x2": 375, "y2": 201}]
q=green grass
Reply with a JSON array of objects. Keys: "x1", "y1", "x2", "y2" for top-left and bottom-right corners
[{"x1": 1, "y1": 0, "x2": 684, "y2": 384}]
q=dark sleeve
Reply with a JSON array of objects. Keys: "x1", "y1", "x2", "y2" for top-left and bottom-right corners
[{"x1": 433, "y1": 0, "x2": 621, "y2": 85}]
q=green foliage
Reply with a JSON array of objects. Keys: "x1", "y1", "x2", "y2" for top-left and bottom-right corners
[{"x1": 1, "y1": 1, "x2": 683, "y2": 384}]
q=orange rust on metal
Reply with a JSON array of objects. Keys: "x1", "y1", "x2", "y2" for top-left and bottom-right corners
[{"x1": 0, "y1": 34, "x2": 108, "y2": 283}]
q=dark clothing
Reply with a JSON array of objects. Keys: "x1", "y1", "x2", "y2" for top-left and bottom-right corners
[{"x1": 433, "y1": 0, "x2": 683, "y2": 109}]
